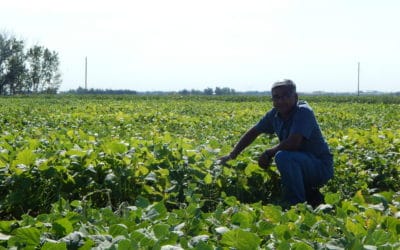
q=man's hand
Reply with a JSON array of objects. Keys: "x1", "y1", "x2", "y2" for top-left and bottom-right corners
[
  {"x1": 217, "y1": 154, "x2": 234, "y2": 165},
  {"x1": 258, "y1": 151, "x2": 272, "y2": 169}
]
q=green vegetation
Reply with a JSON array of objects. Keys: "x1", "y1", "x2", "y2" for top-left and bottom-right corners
[{"x1": 0, "y1": 95, "x2": 399, "y2": 249}]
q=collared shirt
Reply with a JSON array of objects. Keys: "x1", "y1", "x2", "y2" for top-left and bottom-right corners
[{"x1": 255, "y1": 101, "x2": 333, "y2": 166}]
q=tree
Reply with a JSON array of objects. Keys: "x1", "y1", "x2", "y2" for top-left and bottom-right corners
[
  {"x1": 215, "y1": 87, "x2": 235, "y2": 95},
  {"x1": 26, "y1": 45, "x2": 43, "y2": 92},
  {"x1": 0, "y1": 34, "x2": 26, "y2": 95},
  {"x1": 26, "y1": 46, "x2": 61, "y2": 94},
  {"x1": 0, "y1": 32, "x2": 62, "y2": 95},
  {"x1": 40, "y1": 48, "x2": 61, "y2": 93},
  {"x1": 203, "y1": 87, "x2": 213, "y2": 95}
]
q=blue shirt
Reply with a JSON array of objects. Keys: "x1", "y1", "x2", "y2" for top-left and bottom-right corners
[{"x1": 255, "y1": 101, "x2": 333, "y2": 166}]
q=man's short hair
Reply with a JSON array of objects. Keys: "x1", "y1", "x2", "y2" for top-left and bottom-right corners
[{"x1": 271, "y1": 79, "x2": 296, "y2": 93}]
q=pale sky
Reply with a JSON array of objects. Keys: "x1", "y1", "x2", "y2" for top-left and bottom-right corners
[{"x1": 1, "y1": 0, "x2": 399, "y2": 93}]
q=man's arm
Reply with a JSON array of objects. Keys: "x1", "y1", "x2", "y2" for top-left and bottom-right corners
[
  {"x1": 219, "y1": 125, "x2": 262, "y2": 164},
  {"x1": 257, "y1": 133, "x2": 303, "y2": 168},
  {"x1": 262, "y1": 133, "x2": 303, "y2": 158}
]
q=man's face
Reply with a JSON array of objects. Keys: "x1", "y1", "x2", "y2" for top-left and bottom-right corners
[{"x1": 271, "y1": 86, "x2": 298, "y2": 117}]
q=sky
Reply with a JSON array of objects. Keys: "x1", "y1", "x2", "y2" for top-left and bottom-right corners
[{"x1": 1, "y1": 0, "x2": 399, "y2": 93}]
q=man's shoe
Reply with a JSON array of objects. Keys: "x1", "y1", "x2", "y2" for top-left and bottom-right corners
[{"x1": 306, "y1": 187, "x2": 324, "y2": 208}]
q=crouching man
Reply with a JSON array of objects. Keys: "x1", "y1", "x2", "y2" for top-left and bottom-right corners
[{"x1": 219, "y1": 79, "x2": 333, "y2": 208}]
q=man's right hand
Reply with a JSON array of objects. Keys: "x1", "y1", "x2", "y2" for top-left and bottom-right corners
[{"x1": 258, "y1": 152, "x2": 272, "y2": 169}]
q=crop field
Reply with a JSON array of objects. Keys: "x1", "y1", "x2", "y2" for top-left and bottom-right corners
[{"x1": 0, "y1": 95, "x2": 399, "y2": 249}]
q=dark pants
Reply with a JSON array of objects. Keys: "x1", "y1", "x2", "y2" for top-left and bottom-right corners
[{"x1": 275, "y1": 150, "x2": 333, "y2": 206}]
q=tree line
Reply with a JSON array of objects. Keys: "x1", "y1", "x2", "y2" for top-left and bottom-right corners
[
  {"x1": 63, "y1": 86, "x2": 238, "y2": 95},
  {"x1": 0, "y1": 32, "x2": 61, "y2": 95}
]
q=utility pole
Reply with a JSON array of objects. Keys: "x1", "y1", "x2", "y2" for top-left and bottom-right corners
[
  {"x1": 85, "y1": 57, "x2": 88, "y2": 90},
  {"x1": 357, "y1": 62, "x2": 360, "y2": 96}
]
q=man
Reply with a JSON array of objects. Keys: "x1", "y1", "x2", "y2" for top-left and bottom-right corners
[{"x1": 219, "y1": 79, "x2": 333, "y2": 208}]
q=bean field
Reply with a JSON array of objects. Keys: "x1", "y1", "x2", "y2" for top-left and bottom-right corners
[{"x1": 0, "y1": 95, "x2": 399, "y2": 249}]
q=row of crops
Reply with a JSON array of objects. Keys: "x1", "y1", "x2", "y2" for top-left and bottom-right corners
[{"x1": 0, "y1": 95, "x2": 399, "y2": 249}]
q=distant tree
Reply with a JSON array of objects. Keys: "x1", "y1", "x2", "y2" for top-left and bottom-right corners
[
  {"x1": 0, "y1": 34, "x2": 26, "y2": 95},
  {"x1": 215, "y1": 87, "x2": 235, "y2": 95},
  {"x1": 203, "y1": 87, "x2": 213, "y2": 95},
  {"x1": 40, "y1": 48, "x2": 61, "y2": 93},
  {"x1": 0, "y1": 32, "x2": 62, "y2": 95},
  {"x1": 64, "y1": 87, "x2": 137, "y2": 95},
  {"x1": 26, "y1": 45, "x2": 43, "y2": 92},
  {"x1": 190, "y1": 89, "x2": 203, "y2": 95},
  {"x1": 178, "y1": 89, "x2": 190, "y2": 95}
]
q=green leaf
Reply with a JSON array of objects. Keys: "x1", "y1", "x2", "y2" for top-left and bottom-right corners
[
  {"x1": 109, "y1": 224, "x2": 128, "y2": 237},
  {"x1": 352, "y1": 190, "x2": 366, "y2": 204},
  {"x1": 220, "y1": 229, "x2": 261, "y2": 250},
  {"x1": 13, "y1": 227, "x2": 41, "y2": 247},
  {"x1": 324, "y1": 192, "x2": 341, "y2": 205},
  {"x1": 143, "y1": 201, "x2": 167, "y2": 220},
  {"x1": 204, "y1": 173, "x2": 213, "y2": 185},
  {"x1": 364, "y1": 229, "x2": 390, "y2": 245},
  {"x1": 262, "y1": 205, "x2": 282, "y2": 223},
  {"x1": 0, "y1": 221, "x2": 16, "y2": 233},
  {"x1": 153, "y1": 223, "x2": 170, "y2": 239},
  {"x1": 224, "y1": 196, "x2": 238, "y2": 206},
  {"x1": 103, "y1": 141, "x2": 127, "y2": 154},
  {"x1": 42, "y1": 241, "x2": 67, "y2": 250},
  {"x1": 292, "y1": 242, "x2": 314, "y2": 250},
  {"x1": 53, "y1": 218, "x2": 73, "y2": 237},
  {"x1": 244, "y1": 163, "x2": 259, "y2": 176},
  {"x1": 256, "y1": 221, "x2": 274, "y2": 236},
  {"x1": 273, "y1": 224, "x2": 292, "y2": 240},
  {"x1": 14, "y1": 149, "x2": 36, "y2": 166},
  {"x1": 231, "y1": 211, "x2": 253, "y2": 228},
  {"x1": 117, "y1": 239, "x2": 136, "y2": 250},
  {"x1": 135, "y1": 196, "x2": 150, "y2": 208},
  {"x1": 345, "y1": 218, "x2": 366, "y2": 236},
  {"x1": 130, "y1": 231, "x2": 155, "y2": 247},
  {"x1": 277, "y1": 241, "x2": 290, "y2": 250}
]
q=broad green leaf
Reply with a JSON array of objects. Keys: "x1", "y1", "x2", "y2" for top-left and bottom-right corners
[
  {"x1": 42, "y1": 241, "x2": 67, "y2": 250},
  {"x1": 302, "y1": 212, "x2": 317, "y2": 228},
  {"x1": 117, "y1": 239, "x2": 137, "y2": 250},
  {"x1": 244, "y1": 163, "x2": 259, "y2": 176},
  {"x1": 14, "y1": 149, "x2": 36, "y2": 166},
  {"x1": 324, "y1": 192, "x2": 341, "y2": 205},
  {"x1": 53, "y1": 218, "x2": 74, "y2": 237},
  {"x1": 352, "y1": 190, "x2": 366, "y2": 204},
  {"x1": 364, "y1": 229, "x2": 390, "y2": 245},
  {"x1": 231, "y1": 211, "x2": 253, "y2": 228},
  {"x1": 256, "y1": 221, "x2": 274, "y2": 236},
  {"x1": 220, "y1": 229, "x2": 260, "y2": 250},
  {"x1": 143, "y1": 201, "x2": 167, "y2": 220},
  {"x1": 224, "y1": 196, "x2": 238, "y2": 206},
  {"x1": 13, "y1": 227, "x2": 41, "y2": 247},
  {"x1": 135, "y1": 196, "x2": 150, "y2": 208},
  {"x1": 273, "y1": 224, "x2": 292, "y2": 240},
  {"x1": 345, "y1": 218, "x2": 366, "y2": 236},
  {"x1": 292, "y1": 242, "x2": 313, "y2": 250},
  {"x1": 277, "y1": 241, "x2": 290, "y2": 250},
  {"x1": 262, "y1": 205, "x2": 282, "y2": 223},
  {"x1": 204, "y1": 173, "x2": 212, "y2": 185},
  {"x1": 131, "y1": 231, "x2": 155, "y2": 247},
  {"x1": 67, "y1": 130, "x2": 75, "y2": 138},
  {"x1": 153, "y1": 224, "x2": 170, "y2": 239},
  {"x1": 109, "y1": 224, "x2": 129, "y2": 237},
  {"x1": 103, "y1": 141, "x2": 127, "y2": 154},
  {"x1": 0, "y1": 221, "x2": 16, "y2": 233}
]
